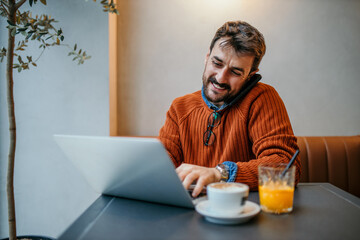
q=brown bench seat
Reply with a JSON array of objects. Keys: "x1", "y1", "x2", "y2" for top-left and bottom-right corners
[{"x1": 297, "y1": 135, "x2": 360, "y2": 197}]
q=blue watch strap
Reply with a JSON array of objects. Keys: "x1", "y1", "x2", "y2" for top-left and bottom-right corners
[{"x1": 222, "y1": 161, "x2": 238, "y2": 182}]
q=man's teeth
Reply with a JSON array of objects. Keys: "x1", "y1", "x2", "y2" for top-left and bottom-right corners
[{"x1": 213, "y1": 82, "x2": 226, "y2": 90}]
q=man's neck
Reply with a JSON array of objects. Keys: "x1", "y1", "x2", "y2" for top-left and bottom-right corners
[{"x1": 201, "y1": 87, "x2": 229, "y2": 111}]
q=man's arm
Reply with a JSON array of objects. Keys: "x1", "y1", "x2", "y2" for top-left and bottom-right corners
[
  {"x1": 234, "y1": 85, "x2": 301, "y2": 190},
  {"x1": 158, "y1": 103, "x2": 184, "y2": 167}
]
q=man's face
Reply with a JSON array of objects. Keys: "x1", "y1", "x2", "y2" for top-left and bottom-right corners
[{"x1": 202, "y1": 39, "x2": 258, "y2": 107}]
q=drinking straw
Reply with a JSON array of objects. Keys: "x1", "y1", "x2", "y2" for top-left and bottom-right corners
[{"x1": 281, "y1": 149, "x2": 300, "y2": 178}]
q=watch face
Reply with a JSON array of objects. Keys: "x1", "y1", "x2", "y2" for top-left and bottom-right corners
[{"x1": 216, "y1": 164, "x2": 229, "y2": 181}]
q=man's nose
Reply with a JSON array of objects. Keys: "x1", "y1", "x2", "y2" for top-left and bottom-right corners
[{"x1": 216, "y1": 68, "x2": 229, "y2": 84}]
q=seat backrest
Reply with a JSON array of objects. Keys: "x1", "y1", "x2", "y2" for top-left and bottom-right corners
[{"x1": 297, "y1": 135, "x2": 360, "y2": 197}]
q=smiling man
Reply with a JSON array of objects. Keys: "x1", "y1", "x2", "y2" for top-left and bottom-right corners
[{"x1": 159, "y1": 21, "x2": 301, "y2": 197}]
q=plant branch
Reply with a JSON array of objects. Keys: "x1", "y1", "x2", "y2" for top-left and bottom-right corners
[
  {"x1": 33, "y1": 47, "x2": 45, "y2": 62},
  {"x1": 1, "y1": 0, "x2": 9, "y2": 8},
  {"x1": 15, "y1": 0, "x2": 27, "y2": 9},
  {"x1": 6, "y1": 1, "x2": 18, "y2": 239},
  {"x1": 0, "y1": 1, "x2": 10, "y2": 16}
]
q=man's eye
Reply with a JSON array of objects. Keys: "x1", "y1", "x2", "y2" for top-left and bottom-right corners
[
  {"x1": 212, "y1": 61, "x2": 221, "y2": 66},
  {"x1": 232, "y1": 70, "x2": 241, "y2": 76}
]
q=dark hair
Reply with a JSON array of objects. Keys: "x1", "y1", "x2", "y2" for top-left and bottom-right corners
[{"x1": 209, "y1": 21, "x2": 266, "y2": 72}]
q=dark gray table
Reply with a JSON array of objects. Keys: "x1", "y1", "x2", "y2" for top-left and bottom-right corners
[{"x1": 58, "y1": 183, "x2": 360, "y2": 240}]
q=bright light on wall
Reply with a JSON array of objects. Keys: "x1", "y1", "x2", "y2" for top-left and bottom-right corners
[
  {"x1": 206, "y1": 0, "x2": 240, "y2": 8},
  {"x1": 179, "y1": 0, "x2": 244, "y2": 22}
]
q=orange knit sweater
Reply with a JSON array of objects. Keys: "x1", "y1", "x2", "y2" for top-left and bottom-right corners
[{"x1": 159, "y1": 83, "x2": 301, "y2": 191}]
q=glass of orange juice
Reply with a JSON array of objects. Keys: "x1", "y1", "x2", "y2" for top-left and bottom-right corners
[{"x1": 258, "y1": 163, "x2": 295, "y2": 214}]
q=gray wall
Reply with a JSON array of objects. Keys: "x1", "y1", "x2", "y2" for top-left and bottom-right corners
[
  {"x1": 0, "y1": 0, "x2": 108, "y2": 238},
  {"x1": 0, "y1": 0, "x2": 359, "y2": 238}
]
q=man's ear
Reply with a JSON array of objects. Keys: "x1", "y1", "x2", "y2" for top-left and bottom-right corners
[{"x1": 248, "y1": 69, "x2": 259, "y2": 79}]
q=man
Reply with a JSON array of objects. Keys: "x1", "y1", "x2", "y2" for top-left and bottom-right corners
[{"x1": 159, "y1": 21, "x2": 301, "y2": 197}]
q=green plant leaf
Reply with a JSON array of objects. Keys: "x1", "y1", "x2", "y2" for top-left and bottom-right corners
[
  {"x1": 7, "y1": 20, "x2": 16, "y2": 26},
  {"x1": 0, "y1": 47, "x2": 6, "y2": 62},
  {"x1": 18, "y1": 56, "x2": 23, "y2": 64}
]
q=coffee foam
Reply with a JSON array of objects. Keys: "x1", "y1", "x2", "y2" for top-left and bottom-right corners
[{"x1": 210, "y1": 183, "x2": 245, "y2": 192}]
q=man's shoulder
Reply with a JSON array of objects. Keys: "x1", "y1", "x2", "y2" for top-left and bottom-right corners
[
  {"x1": 246, "y1": 82, "x2": 280, "y2": 100},
  {"x1": 253, "y1": 82, "x2": 277, "y2": 93},
  {"x1": 231, "y1": 82, "x2": 282, "y2": 112}
]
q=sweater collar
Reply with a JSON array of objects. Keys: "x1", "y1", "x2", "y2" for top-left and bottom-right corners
[{"x1": 201, "y1": 86, "x2": 230, "y2": 112}]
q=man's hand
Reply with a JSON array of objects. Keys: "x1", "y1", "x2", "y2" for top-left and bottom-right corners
[{"x1": 176, "y1": 163, "x2": 221, "y2": 197}]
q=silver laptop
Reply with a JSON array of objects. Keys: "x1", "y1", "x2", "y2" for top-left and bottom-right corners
[{"x1": 54, "y1": 135, "x2": 203, "y2": 208}]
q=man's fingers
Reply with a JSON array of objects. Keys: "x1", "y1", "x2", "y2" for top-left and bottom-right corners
[
  {"x1": 176, "y1": 164, "x2": 191, "y2": 182},
  {"x1": 182, "y1": 172, "x2": 199, "y2": 190},
  {"x1": 175, "y1": 164, "x2": 220, "y2": 197},
  {"x1": 177, "y1": 171, "x2": 186, "y2": 182},
  {"x1": 192, "y1": 178, "x2": 206, "y2": 197}
]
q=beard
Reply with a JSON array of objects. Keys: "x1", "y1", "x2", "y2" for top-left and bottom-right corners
[{"x1": 202, "y1": 74, "x2": 232, "y2": 106}]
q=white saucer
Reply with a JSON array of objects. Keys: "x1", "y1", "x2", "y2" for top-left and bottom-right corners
[{"x1": 195, "y1": 200, "x2": 260, "y2": 225}]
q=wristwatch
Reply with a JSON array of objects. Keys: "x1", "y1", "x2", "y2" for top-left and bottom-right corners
[{"x1": 215, "y1": 163, "x2": 229, "y2": 182}]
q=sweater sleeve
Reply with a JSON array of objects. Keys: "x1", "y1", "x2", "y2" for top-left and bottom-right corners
[
  {"x1": 158, "y1": 103, "x2": 184, "y2": 167},
  {"x1": 235, "y1": 86, "x2": 301, "y2": 191}
]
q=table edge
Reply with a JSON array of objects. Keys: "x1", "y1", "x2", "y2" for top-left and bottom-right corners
[
  {"x1": 298, "y1": 182, "x2": 360, "y2": 207},
  {"x1": 57, "y1": 195, "x2": 114, "y2": 239}
]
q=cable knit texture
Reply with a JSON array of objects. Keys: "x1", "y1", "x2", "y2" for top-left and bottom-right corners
[{"x1": 159, "y1": 83, "x2": 301, "y2": 191}]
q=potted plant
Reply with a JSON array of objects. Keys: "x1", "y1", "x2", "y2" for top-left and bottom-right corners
[{"x1": 0, "y1": 0, "x2": 118, "y2": 239}]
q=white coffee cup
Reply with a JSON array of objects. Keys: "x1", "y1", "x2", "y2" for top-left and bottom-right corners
[{"x1": 207, "y1": 182, "x2": 249, "y2": 216}]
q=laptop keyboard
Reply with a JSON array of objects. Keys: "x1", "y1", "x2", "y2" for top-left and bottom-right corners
[{"x1": 187, "y1": 185, "x2": 207, "y2": 200}]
